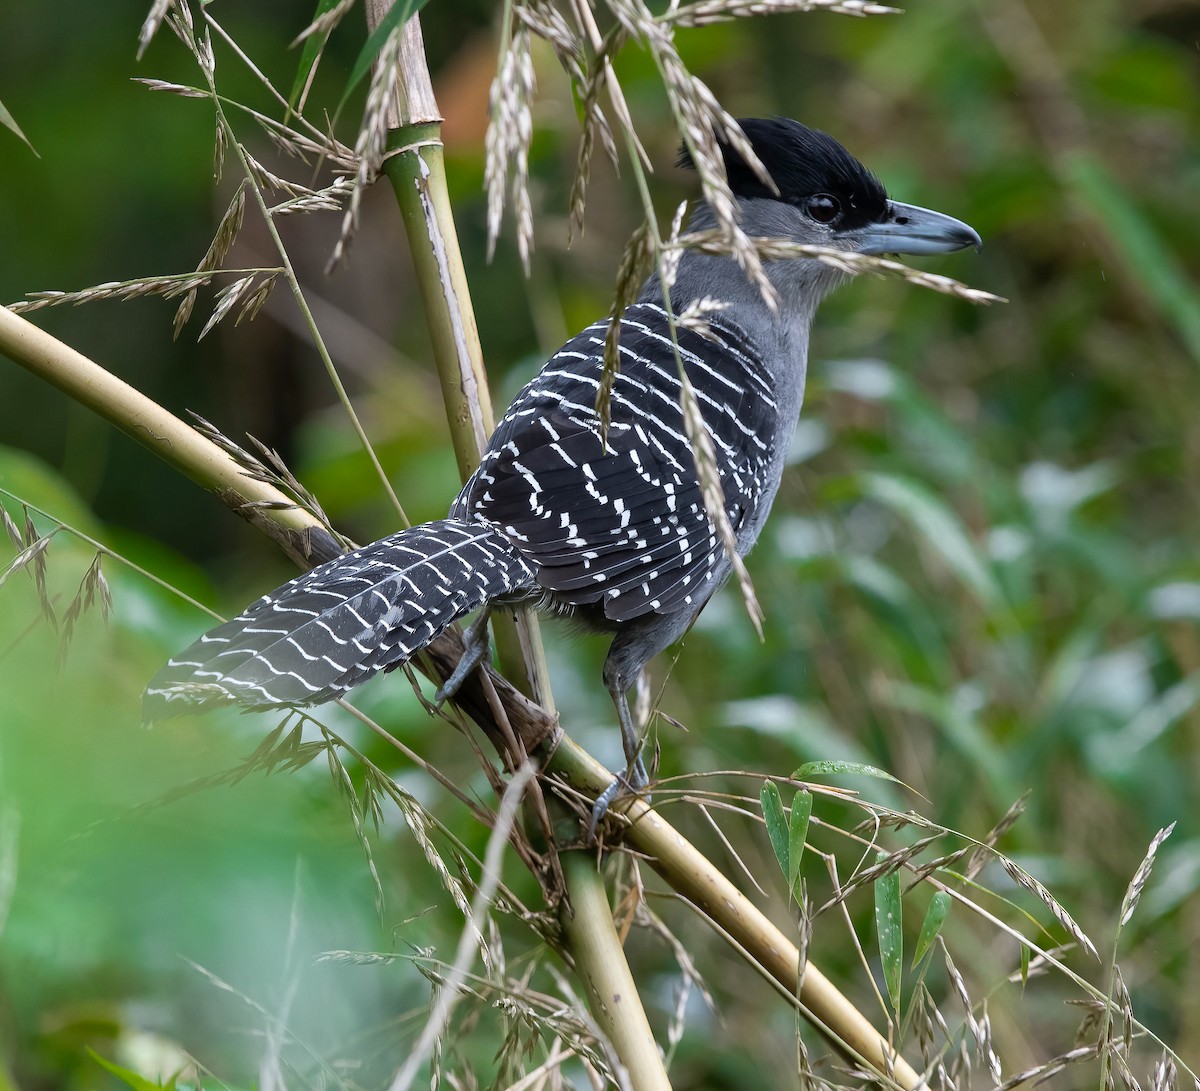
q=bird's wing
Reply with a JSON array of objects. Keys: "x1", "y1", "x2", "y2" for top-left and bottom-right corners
[{"x1": 456, "y1": 303, "x2": 779, "y2": 622}]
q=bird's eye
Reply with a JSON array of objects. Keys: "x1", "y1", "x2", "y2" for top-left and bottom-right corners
[{"x1": 804, "y1": 194, "x2": 841, "y2": 224}]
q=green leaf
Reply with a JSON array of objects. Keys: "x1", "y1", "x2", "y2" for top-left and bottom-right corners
[
  {"x1": 1020, "y1": 942, "x2": 1030, "y2": 989},
  {"x1": 860, "y1": 472, "x2": 1002, "y2": 610},
  {"x1": 912, "y1": 891, "x2": 951, "y2": 968},
  {"x1": 88, "y1": 1050, "x2": 176, "y2": 1091},
  {"x1": 787, "y1": 789, "x2": 812, "y2": 895},
  {"x1": 791, "y1": 759, "x2": 905, "y2": 787},
  {"x1": 0, "y1": 96, "x2": 37, "y2": 156},
  {"x1": 1067, "y1": 151, "x2": 1200, "y2": 364},
  {"x1": 341, "y1": 0, "x2": 433, "y2": 108},
  {"x1": 760, "y1": 781, "x2": 789, "y2": 879},
  {"x1": 874, "y1": 852, "x2": 903, "y2": 1015},
  {"x1": 289, "y1": 0, "x2": 345, "y2": 114}
]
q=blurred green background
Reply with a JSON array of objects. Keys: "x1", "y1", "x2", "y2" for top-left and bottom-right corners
[{"x1": 2, "y1": 0, "x2": 1199, "y2": 1086}]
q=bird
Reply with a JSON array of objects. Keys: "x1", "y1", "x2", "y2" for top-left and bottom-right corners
[{"x1": 144, "y1": 117, "x2": 980, "y2": 828}]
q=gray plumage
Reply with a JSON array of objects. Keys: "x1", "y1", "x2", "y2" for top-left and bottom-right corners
[{"x1": 145, "y1": 118, "x2": 979, "y2": 816}]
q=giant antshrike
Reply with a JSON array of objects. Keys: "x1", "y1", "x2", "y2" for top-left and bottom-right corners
[{"x1": 146, "y1": 118, "x2": 980, "y2": 827}]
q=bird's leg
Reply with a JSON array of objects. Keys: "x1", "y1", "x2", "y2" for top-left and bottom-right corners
[
  {"x1": 434, "y1": 608, "x2": 492, "y2": 704},
  {"x1": 587, "y1": 681, "x2": 650, "y2": 839}
]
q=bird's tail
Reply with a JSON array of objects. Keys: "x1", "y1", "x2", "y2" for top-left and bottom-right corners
[{"x1": 143, "y1": 518, "x2": 537, "y2": 719}]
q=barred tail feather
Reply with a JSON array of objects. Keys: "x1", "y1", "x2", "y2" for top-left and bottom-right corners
[{"x1": 143, "y1": 518, "x2": 537, "y2": 719}]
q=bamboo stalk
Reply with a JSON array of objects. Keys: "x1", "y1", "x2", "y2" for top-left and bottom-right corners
[
  {"x1": 546, "y1": 737, "x2": 921, "y2": 1088},
  {"x1": 369, "y1": 5, "x2": 555, "y2": 707},
  {"x1": 361, "y1": 8, "x2": 669, "y2": 1088},
  {"x1": 560, "y1": 849, "x2": 675, "y2": 1091},
  {"x1": 0, "y1": 305, "x2": 336, "y2": 569}
]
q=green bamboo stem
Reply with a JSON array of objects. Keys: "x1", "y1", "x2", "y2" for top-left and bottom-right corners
[
  {"x1": 545, "y1": 736, "x2": 920, "y2": 1088},
  {"x1": 370, "y1": 6, "x2": 554, "y2": 709},
  {"x1": 362, "y1": 10, "x2": 670, "y2": 1083},
  {"x1": 560, "y1": 849, "x2": 674, "y2": 1091},
  {"x1": 0, "y1": 305, "x2": 337, "y2": 570}
]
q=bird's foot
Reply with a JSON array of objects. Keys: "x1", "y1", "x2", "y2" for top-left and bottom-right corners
[
  {"x1": 586, "y1": 754, "x2": 649, "y2": 842},
  {"x1": 434, "y1": 612, "x2": 492, "y2": 705}
]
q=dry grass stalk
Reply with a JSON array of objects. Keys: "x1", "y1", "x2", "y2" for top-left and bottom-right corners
[
  {"x1": 8, "y1": 272, "x2": 215, "y2": 314},
  {"x1": 679, "y1": 368, "x2": 764, "y2": 636},
  {"x1": 664, "y1": 0, "x2": 899, "y2": 27},
  {"x1": 677, "y1": 230, "x2": 1006, "y2": 304},
  {"x1": 569, "y1": 63, "x2": 619, "y2": 242},
  {"x1": 131, "y1": 76, "x2": 208, "y2": 98},
  {"x1": 0, "y1": 515, "x2": 60, "y2": 629},
  {"x1": 329, "y1": 22, "x2": 406, "y2": 271},
  {"x1": 192, "y1": 270, "x2": 278, "y2": 337},
  {"x1": 291, "y1": 0, "x2": 358, "y2": 48},
  {"x1": 1151, "y1": 1052, "x2": 1177, "y2": 1091},
  {"x1": 998, "y1": 857, "x2": 1100, "y2": 960},
  {"x1": 993, "y1": 1045, "x2": 1097, "y2": 1091},
  {"x1": 137, "y1": 0, "x2": 173, "y2": 59},
  {"x1": 388, "y1": 764, "x2": 537, "y2": 1091},
  {"x1": 196, "y1": 273, "x2": 258, "y2": 338},
  {"x1": 186, "y1": 413, "x2": 346, "y2": 543},
  {"x1": 964, "y1": 791, "x2": 1028, "y2": 880},
  {"x1": 608, "y1": 0, "x2": 777, "y2": 308},
  {"x1": 212, "y1": 109, "x2": 228, "y2": 180},
  {"x1": 677, "y1": 295, "x2": 729, "y2": 340},
  {"x1": 242, "y1": 149, "x2": 320, "y2": 198},
  {"x1": 514, "y1": 0, "x2": 619, "y2": 242},
  {"x1": 0, "y1": 507, "x2": 22, "y2": 553},
  {"x1": 942, "y1": 942, "x2": 1004, "y2": 1081},
  {"x1": 255, "y1": 111, "x2": 355, "y2": 166},
  {"x1": 485, "y1": 22, "x2": 536, "y2": 271},
  {"x1": 595, "y1": 221, "x2": 654, "y2": 443},
  {"x1": 269, "y1": 179, "x2": 352, "y2": 217},
  {"x1": 516, "y1": 0, "x2": 585, "y2": 74},
  {"x1": 57, "y1": 553, "x2": 113, "y2": 665},
  {"x1": 1120, "y1": 823, "x2": 1174, "y2": 926}
]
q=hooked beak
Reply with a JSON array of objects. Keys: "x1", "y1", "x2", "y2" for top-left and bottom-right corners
[{"x1": 845, "y1": 200, "x2": 981, "y2": 257}]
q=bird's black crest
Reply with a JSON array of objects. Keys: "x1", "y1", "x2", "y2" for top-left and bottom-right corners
[{"x1": 678, "y1": 117, "x2": 889, "y2": 230}]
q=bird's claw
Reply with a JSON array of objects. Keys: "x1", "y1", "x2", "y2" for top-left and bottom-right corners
[{"x1": 586, "y1": 754, "x2": 649, "y2": 842}]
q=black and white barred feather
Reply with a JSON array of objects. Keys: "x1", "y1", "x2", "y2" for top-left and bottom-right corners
[
  {"x1": 143, "y1": 519, "x2": 538, "y2": 715},
  {"x1": 454, "y1": 303, "x2": 779, "y2": 623},
  {"x1": 144, "y1": 302, "x2": 777, "y2": 717}
]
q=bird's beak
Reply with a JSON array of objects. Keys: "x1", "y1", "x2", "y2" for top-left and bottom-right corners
[{"x1": 845, "y1": 200, "x2": 981, "y2": 256}]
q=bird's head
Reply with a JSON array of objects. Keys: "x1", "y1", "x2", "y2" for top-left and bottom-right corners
[{"x1": 680, "y1": 116, "x2": 980, "y2": 261}]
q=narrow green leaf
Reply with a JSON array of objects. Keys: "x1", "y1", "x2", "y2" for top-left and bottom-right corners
[
  {"x1": 289, "y1": 0, "x2": 344, "y2": 113},
  {"x1": 1067, "y1": 151, "x2": 1200, "y2": 365},
  {"x1": 341, "y1": 0, "x2": 432, "y2": 108},
  {"x1": 760, "y1": 781, "x2": 789, "y2": 878},
  {"x1": 874, "y1": 852, "x2": 903, "y2": 1014},
  {"x1": 1020, "y1": 943, "x2": 1030, "y2": 989},
  {"x1": 791, "y1": 759, "x2": 905, "y2": 786},
  {"x1": 860, "y1": 472, "x2": 1002, "y2": 610},
  {"x1": 87, "y1": 1050, "x2": 176, "y2": 1091},
  {"x1": 912, "y1": 891, "x2": 951, "y2": 968},
  {"x1": 0, "y1": 97, "x2": 37, "y2": 157},
  {"x1": 787, "y1": 789, "x2": 812, "y2": 894}
]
